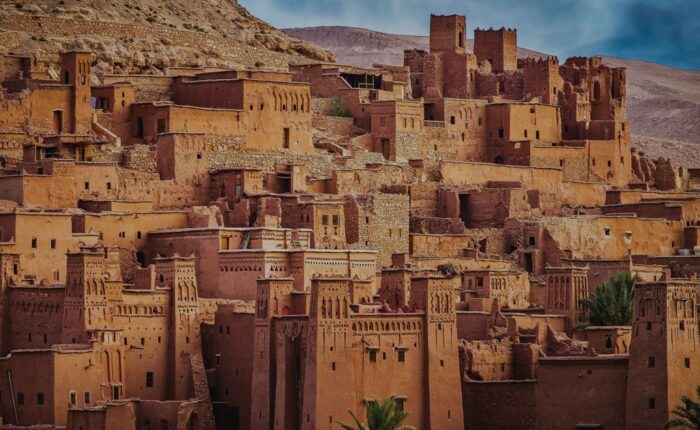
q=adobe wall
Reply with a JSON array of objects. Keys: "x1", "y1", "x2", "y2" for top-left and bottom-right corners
[
  {"x1": 312, "y1": 114, "x2": 356, "y2": 139},
  {"x1": 530, "y1": 145, "x2": 588, "y2": 181},
  {"x1": 440, "y1": 161, "x2": 607, "y2": 212},
  {"x1": 0, "y1": 212, "x2": 77, "y2": 284},
  {"x1": 310, "y1": 97, "x2": 336, "y2": 115},
  {"x1": 344, "y1": 193, "x2": 409, "y2": 267},
  {"x1": 462, "y1": 380, "x2": 535, "y2": 430},
  {"x1": 410, "y1": 234, "x2": 473, "y2": 258},
  {"x1": 329, "y1": 165, "x2": 414, "y2": 195},
  {"x1": 474, "y1": 28, "x2": 517, "y2": 73},
  {"x1": 541, "y1": 215, "x2": 683, "y2": 259},
  {"x1": 102, "y1": 75, "x2": 175, "y2": 102},
  {"x1": 535, "y1": 356, "x2": 628, "y2": 430},
  {"x1": 7, "y1": 286, "x2": 65, "y2": 351},
  {"x1": 201, "y1": 305, "x2": 254, "y2": 430}
]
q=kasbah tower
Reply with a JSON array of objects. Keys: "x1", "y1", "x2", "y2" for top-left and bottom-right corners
[{"x1": 0, "y1": 1, "x2": 696, "y2": 430}]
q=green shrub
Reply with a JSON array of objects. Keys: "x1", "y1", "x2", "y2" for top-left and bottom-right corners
[{"x1": 329, "y1": 98, "x2": 352, "y2": 118}]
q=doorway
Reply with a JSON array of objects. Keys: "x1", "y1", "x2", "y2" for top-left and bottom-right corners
[{"x1": 53, "y1": 110, "x2": 63, "y2": 134}]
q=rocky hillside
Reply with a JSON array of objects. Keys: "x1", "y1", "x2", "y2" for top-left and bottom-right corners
[
  {"x1": 0, "y1": 0, "x2": 335, "y2": 73},
  {"x1": 285, "y1": 26, "x2": 700, "y2": 167},
  {"x1": 284, "y1": 26, "x2": 546, "y2": 67}
]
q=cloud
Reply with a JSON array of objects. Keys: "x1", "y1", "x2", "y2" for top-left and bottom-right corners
[{"x1": 240, "y1": 0, "x2": 699, "y2": 69}]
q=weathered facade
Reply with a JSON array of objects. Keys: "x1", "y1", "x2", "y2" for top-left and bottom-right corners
[{"x1": 0, "y1": 9, "x2": 696, "y2": 430}]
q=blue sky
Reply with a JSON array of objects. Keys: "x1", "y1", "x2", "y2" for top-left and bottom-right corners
[{"x1": 240, "y1": 0, "x2": 700, "y2": 70}]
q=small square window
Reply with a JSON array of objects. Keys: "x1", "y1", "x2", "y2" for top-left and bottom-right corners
[
  {"x1": 84, "y1": 182, "x2": 90, "y2": 190},
  {"x1": 70, "y1": 391, "x2": 77, "y2": 405},
  {"x1": 369, "y1": 350, "x2": 377, "y2": 363},
  {"x1": 17, "y1": 392, "x2": 24, "y2": 405},
  {"x1": 605, "y1": 335, "x2": 613, "y2": 349},
  {"x1": 685, "y1": 358, "x2": 691, "y2": 368},
  {"x1": 146, "y1": 371, "x2": 154, "y2": 388},
  {"x1": 84, "y1": 391, "x2": 91, "y2": 404},
  {"x1": 37, "y1": 392, "x2": 44, "y2": 405},
  {"x1": 648, "y1": 398, "x2": 655, "y2": 409},
  {"x1": 450, "y1": 116, "x2": 455, "y2": 125},
  {"x1": 322, "y1": 215, "x2": 329, "y2": 226},
  {"x1": 51, "y1": 239, "x2": 56, "y2": 249},
  {"x1": 332, "y1": 214, "x2": 339, "y2": 226},
  {"x1": 648, "y1": 357, "x2": 655, "y2": 368},
  {"x1": 398, "y1": 350, "x2": 405, "y2": 362}
]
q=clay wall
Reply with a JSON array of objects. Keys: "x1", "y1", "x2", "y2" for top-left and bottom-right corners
[
  {"x1": 344, "y1": 193, "x2": 409, "y2": 267},
  {"x1": 173, "y1": 78, "x2": 313, "y2": 154},
  {"x1": 462, "y1": 380, "x2": 536, "y2": 430},
  {"x1": 6, "y1": 286, "x2": 65, "y2": 351},
  {"x1": 201, "y1": 305, "x2": 254, "y2": 430},
  {"x1": 535, "y1": 356, "x2": 628, "y2": 430},
  {"x1": 429, "y1": 15, "x2": 467, "y2": 54},
  {"x1": 329, "y1": 164, "x2": 414, "y2": 195},
  {"x1": 424, "y1": 98, "x2": 487, "y2": 161},
  {"x1": 485, "y1": 103, "x2": 560, "y2": 165},
  {"x1": 542, "y1": 215, "x2": 683, "y2": 260},
  {"x1": 440, "y1": 161, "x2": 607, "y2": 213},
  {"x1": 102, "y1": 75, "x2": 175, "y2": 102},
  {"x1": 370, "y1": 100, "x2": 423, "y2": 161},
  {"x1": 529, "y1": 144, "x2": 588, "y2": 181},
  {"x1": 586, "y1": 326, "x2": 631, "y2": 355},
  {"x1": 474, "y1": 28, "x2": 517, "y2": 73},
  {"x1": 0, "y1": 212, "x2": 78, "y2": 284},
  {"x1": 281, "y1": 199, "x2": 347, "y2": 249},
  {"x1": 409, "y1": 234, "x2": 473, "y2": 258},
  {"x1": 0, "y1": 348, "x2": 110, "y2": 427},
  {"x1": 80, "y1": 210, "x2": 189, "y2": 253},
  {"x1": 522, "y1": 58, "x2": 562, "y2": 105}
]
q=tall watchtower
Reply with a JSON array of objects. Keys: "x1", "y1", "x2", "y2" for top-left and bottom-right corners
[
  {"x1": 429, "y1": 14, "x2": 467, "y2": 55},
  {"x1": 473, "y1": 27, "x2": 517, "y2": 73},
  {"x1": 625, "y1": 279, "x2": 699, "y2": 430},
  {"x1": 155, "y1": 255, "x2": 200, "y2": 400},
  {"x1": 410, "y1": 276, "x2": 465, "y2": 428},
  {"x1": 61, "y1": 248, "x2": 109, "y2": 344},
  {"x1": 302, "y1": 278, "x2": 355, "y2": 429},
  {"x1": 59, "y1": 50, "x2": 93, "y2": 134}
]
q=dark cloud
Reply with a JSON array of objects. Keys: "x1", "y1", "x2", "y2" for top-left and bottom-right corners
[{"x1": 240, "y1": 0, "x2": 699, "y2": 69}]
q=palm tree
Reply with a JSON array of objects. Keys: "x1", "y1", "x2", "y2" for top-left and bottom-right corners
[
  {"x1": 580, "y1": 271, "x2": 634, "y2": 326},
  {"x1": 666, "y1": 386, "x2": 700, "y2": 429},
  {"x1": 338, "y1": 398, "x2": 415, "y2": 430}
]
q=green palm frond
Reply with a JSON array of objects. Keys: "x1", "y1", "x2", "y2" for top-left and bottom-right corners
[
  {"x1": 337, "y1": 398, "x2": 415, "y2": 430},
  {"x1": 666, "y1": 386, "x2": 700, "y2": 429},
  {"x1": 580, "y1": 271, "x2": 634, "y2": 326}
]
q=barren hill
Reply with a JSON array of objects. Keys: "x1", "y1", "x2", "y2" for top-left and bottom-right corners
[
  {"x1": 0, "y1": 0, "x2": 335, "y2": 73},
  {"x1": 285, "y1": 26, "x2": 700, "y2": 167}
]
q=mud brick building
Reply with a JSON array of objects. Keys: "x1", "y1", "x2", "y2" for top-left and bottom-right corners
[{"x1": 0, "y1": 9, "x2": 697, "y2": 430}]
